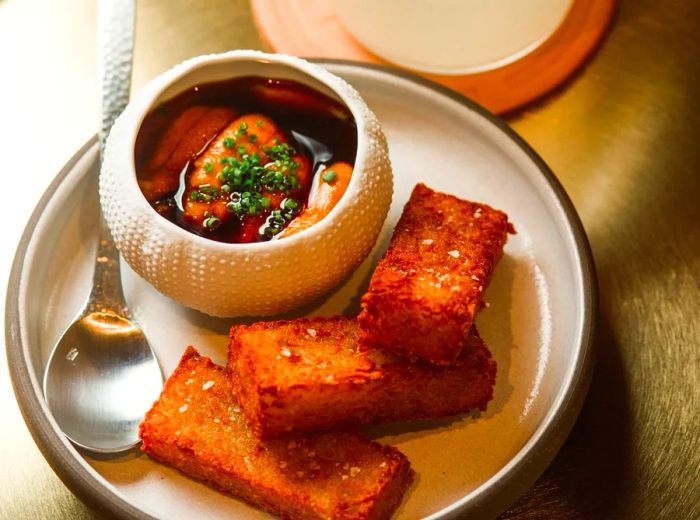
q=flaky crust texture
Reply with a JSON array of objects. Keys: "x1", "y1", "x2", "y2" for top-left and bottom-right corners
[
  {"x1": 139, "y1": 347, "x2": 413, "y2": 520},
  {"x1": 229, "y1": 317, "x2": 496, "y2": 438},
  {"x1": 358, "y1": 183, "x2": 513, "y2": 365}
]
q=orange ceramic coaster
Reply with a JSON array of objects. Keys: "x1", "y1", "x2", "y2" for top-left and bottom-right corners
[{"x1": 251, "y1": 0, "x2": 616, "y2": 114}]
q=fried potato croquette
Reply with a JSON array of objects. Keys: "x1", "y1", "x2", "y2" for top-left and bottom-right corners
[
  {"x1": 228, "y1": 317, "x2": 496, "y2": 438},
  {"x1": 358, "y1": 183, "x2": 513, "y2": 365},
  {"x1": 140, "y1": 347, "x2": 413, "y2": 520}
]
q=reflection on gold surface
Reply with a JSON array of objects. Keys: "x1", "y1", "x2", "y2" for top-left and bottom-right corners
[{"x1": 505, "y1": 0, "x2": 700, "y2": 517}]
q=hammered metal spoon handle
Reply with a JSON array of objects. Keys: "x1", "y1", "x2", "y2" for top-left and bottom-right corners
[
  {"x1": 89, "y1": 0, "x2": 135, "y2": 316},
  {"x1": 43, "y1": 0, "x2": 163, "y2": 454}
]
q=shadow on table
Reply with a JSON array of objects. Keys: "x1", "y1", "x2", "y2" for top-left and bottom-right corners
[{"x1": 499, "y1": 301, "x2": 632, "y2": 519}]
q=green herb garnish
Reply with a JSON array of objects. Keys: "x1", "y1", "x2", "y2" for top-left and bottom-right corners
[
  {"x1": 234, "y1": 122, "x2": 249, "y2": 139},
  {"x1": 187, "y1": 134, "x2": 303, "y2": 239},
  {"x1": 189, "y1": 184, "x2": 220, "y2": 203},
  {"x1": 322, "y1": 170, "x2": 337, "y2": 183},
  {"x1": 203, "y1": 216, "x2": 221, "y2": 229},
  {"x1": 283, "y1": 198, "x2": 299, "y2": 211}
]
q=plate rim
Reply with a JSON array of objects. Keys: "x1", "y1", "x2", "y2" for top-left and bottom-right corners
[{"x1": 5, "y1": 59, "x2": 597, "y2": 520}]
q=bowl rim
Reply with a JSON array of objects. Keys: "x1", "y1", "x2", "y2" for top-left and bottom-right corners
[
  {"x1": 112, "y1": 50, "x2": 376, "y2": 250},
  {"x1": 6, "y1": 59, "x2": 597, "y2": 520}
]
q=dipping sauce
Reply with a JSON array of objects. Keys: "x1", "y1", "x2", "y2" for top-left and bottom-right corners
[{"x1": 135, "y1": 77, "x2": 357, "y2": 243}]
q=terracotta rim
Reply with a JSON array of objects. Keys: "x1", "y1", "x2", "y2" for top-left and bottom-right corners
[
  {"x1": 252, "y1": 0, "x2": 617, "y2": 114},
  {"x1": 5, "y1": 61, "x2": 597, "y2": 520}
]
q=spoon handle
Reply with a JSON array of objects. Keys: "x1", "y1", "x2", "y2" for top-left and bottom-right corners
[
  {"x1": 86, "y1": 222, "x2": 129, "y2": 316},
  {"x1": 88, "y1": 0, "x2": 135, "y2": 316},
  {"x1": 97, "y1": 0, "x2": 135, "y2": 153}
]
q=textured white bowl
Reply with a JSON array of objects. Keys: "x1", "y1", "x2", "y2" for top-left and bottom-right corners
[{"x1": 100, "y1": 51, "x2": 392, "y2": 317}]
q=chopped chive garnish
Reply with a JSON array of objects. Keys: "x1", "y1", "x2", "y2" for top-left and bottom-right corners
[
  {"x1": 255, "y1": 120, "x2": 264, "y2": 128},
  {"x1": 322, "y1": 170, "x2": 337, "y2": 183},
  {"x1": 185, "y1": 133, "x2": 305, "y2": 238},
  {"x1": 203, "y1": 216, "x2": 221, "y2": 229}
]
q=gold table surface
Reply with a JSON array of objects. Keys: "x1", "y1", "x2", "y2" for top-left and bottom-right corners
[{"x1": 1, "y1": 0, "x2": 698, "y2": 518}]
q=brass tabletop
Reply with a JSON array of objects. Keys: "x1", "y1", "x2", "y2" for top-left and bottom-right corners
[{"x1": 1, "y1": 0, "x2": 698, "y2": 518}]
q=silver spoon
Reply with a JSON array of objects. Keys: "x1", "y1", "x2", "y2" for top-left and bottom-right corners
[{"x1": 43, "y1": 0, "x2": 163, "y2": 454}]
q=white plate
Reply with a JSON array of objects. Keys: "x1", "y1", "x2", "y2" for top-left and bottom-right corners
[{"x1": 6, "y1": 61, "x2": 596, "y2": 520}]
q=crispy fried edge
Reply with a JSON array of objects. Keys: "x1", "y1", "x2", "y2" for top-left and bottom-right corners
[
  {"x1": 358, "y1": 183, "x2": 512, "y2": 365},
  {"x1": 228, "y1": 319, "x2": 497, "y2": 438},
  {"x1": 140, "y1": 346, "x2": 414, "y2": 520}
]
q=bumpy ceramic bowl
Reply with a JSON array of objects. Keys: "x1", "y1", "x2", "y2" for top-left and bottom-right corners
[{"x1": 100, "y1": 50, "x2": 392, "y2": 317}]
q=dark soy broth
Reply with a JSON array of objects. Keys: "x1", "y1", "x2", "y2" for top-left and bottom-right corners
[{"x1": 135, "y1": 77, "x2": 357, "y2": 243}]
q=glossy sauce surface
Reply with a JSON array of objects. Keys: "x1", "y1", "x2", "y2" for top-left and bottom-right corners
[{"x1": 135, "y1": 77, "x2": 357, "y2": 243}]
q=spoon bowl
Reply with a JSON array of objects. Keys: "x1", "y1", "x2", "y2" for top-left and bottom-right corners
[
  {"x1": 43, "y1": 312, "x2": 162, "y2": 453},
  {"x1": 41, "y1": 0, "x2": 163, "y2": 454}
]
